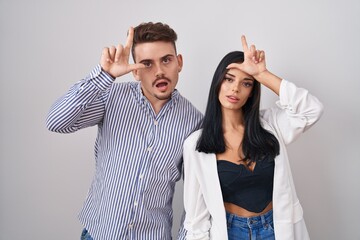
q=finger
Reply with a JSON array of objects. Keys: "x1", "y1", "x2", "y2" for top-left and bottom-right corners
[
  {"x1": 123, "y1": 27, "x2": 134, "y2": 59},
  {"x1": 115, "y1": 44, "x2": 124, "y2": 62},
  {"x1": 241, "y1": 35, "x2": 249, "y2": 51},
  {"x1": 259, "y1": 50, "x2": 265, "y2": 62},
  {"x1": 102, "y1": 47, "x2": 112, "y2": 63},
  {"x1": 125, "y1": 27, "x2": 134, "y2": 49},
  {"x1": 250, "y1": 45, "x2": 257, "y2": 62},
  {"x1": 109, "y1": 46, "x2": 116, "y2": 60},
  {"x1": 255, "y1": 50, "x2": 261, "y2": 62},
  {"x1": 250, "y1": 44, "x2": 256, "y2": 53}
]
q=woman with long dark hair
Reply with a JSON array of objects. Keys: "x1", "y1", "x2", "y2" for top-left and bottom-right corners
[{"x1": 183, "y1": 36, "x2": 324, "y2": 239}]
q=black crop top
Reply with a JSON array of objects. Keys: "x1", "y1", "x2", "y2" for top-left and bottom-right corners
[{"x1": 217, "y1": 158, "x2": 274, "y2": 213}]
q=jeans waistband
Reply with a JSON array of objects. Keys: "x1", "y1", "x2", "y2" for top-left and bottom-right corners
[{"x1": 226, "y1": 209, "x2": 273, "y2": 229}]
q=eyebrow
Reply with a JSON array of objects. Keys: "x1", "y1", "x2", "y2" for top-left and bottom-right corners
[
  {"x1": 139, "y1": 54, "x2": 175, "y2": 64},
  {"x1": 225, "y1": 73, "x2": 255, "y2": 81},
  {"x1": 161, "y1": 54, "x2": 174, "y2": 60}
]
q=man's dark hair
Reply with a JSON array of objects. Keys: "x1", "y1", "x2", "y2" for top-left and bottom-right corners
[{"x1": 131, "y1": 22, "x2": 178, "y2": 62}]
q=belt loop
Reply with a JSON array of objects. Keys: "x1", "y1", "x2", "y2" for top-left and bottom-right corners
[
  {"x1": 227, "y1": 212, "x2": 234, "y2": 226},
  {"x1": 261, "y1": 214, "x2": 267, "y2": 226}
]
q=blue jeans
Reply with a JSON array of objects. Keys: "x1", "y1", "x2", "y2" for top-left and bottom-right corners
[
  {"x1": 226, "y1": 209, "x2": 275, "y2": 240},
  {"x1": 80, "y1": 229, "x2": 93, "y2": 240}
]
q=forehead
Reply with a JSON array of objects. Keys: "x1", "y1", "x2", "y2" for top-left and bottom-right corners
[
  {"x1": 226, "y1": 68, "x2": 253, "y2": 79},
  {"x1": 133, "y1": 41, "x2": 176, "y2": 62}
]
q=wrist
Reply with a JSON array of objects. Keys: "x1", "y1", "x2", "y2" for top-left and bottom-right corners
[
  {"x1": 253, "y1": 70, "x2": 282, "y2": 95},
  {"x1": 100, "y1": 67, "x2": 115, "y2": 80},
  {"x1": 253, "y1": 69, "x2": 269, "y2": 80}
]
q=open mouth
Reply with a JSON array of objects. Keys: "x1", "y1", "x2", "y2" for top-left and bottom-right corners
[
  {"x1": 156, "y1": 82, "x2": 168, "y2": 88},
  {"x1": 155, "y1": 80, "x2": 169, "y2": 92}
]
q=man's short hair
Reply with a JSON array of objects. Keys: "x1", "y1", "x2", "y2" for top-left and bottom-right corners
[{"x1": 132, "y1": 22, "x2": 178, "y2": 62}]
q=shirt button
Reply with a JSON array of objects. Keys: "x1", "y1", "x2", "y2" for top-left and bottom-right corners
[
  {"x1": 147, "y1": 147, "x2": 152, "y2": 152},
  {"x1": 139, "y1": 174, "x2": 144, "y2": 179},
  {"x1": 154, "y1": 120, "x2": 158, "y2": 125},
  {"x1": 134, "y1": 201, "x2": 138, "y2": 207}
]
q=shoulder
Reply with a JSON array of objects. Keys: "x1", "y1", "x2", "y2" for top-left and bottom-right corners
[
  {"x1": 173, "y1": 93, "x2": 204, "y2": 126},
  {"x1": 111, "y1": 81, "x2": 137, "y2": 90},
  {"x1": 108, "y1": 81, "x2": 139, "y2": 97},
  {"x1": 184, "y1": 129, "x2": 203, "y2": 149},
  {"x1": 176, "y1": 92, "x2": 202, "y2": 112}
]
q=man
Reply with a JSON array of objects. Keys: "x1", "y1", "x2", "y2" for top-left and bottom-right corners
[{"x1": 46, "y1": 22, "x2": 203, "y2": 240}]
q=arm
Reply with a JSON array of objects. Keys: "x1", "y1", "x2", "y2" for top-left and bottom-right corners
[
  {"x1": 46, "y1": 27, "x2": 145, "y2": 133},
  {"x1": 243, "y1": 65, "x2": 324, "y2": 144},
  {"x1": 46, "y1": 66, "x2": 113, "y2": 133},
  {"x1": 263, "y1": 80, "x2": 324, "y2": 144},
  {"x1": 227, "y1": 35, "x2": 324, "y2": 143},
  {"x1": 182, "y1": 137, "x2": 212, "y2": 240}
]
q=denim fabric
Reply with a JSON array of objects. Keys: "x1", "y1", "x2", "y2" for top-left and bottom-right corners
[
  {"x1": 226, "y1": 210, "x2": 275, "y2": 240},
  {"x1": 80, "y1": 229, "x2": 93, "y2": 240}
]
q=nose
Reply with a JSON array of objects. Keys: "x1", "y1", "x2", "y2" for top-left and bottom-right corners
[
  {"x1": 232, "y1": 85, "x2": 240, "y2": 93},
  {"x1": 155, "y1": 63, "x2": 165, "y2": 78},
  {"x1": 231, "y1": 81, "x2": 241, "y2": 93}
]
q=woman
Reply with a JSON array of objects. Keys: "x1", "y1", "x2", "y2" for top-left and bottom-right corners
[{"x1": 183, "y1": 36, "x2": 324, "y2": 239}]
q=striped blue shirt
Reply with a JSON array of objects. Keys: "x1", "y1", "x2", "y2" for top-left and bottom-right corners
[{"x1": 46, "y1": 65, "x2": 203, "y2": 240}]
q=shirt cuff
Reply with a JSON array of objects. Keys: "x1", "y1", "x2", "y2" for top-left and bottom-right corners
[
  {"x1": 275, "y1": 79, "x2": 296, "y2": 112},
  {"x1": 88, "y1": 64, "x2": 115, "y2": 91}
]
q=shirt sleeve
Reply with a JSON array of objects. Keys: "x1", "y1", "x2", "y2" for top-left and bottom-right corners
[
  {"x1": 261, "y1": 80, "x2": 324, "y2": 144},
  {"x1": 183, "y1": 137, "x2": 212, "y2": 240},
  {"x1": 46, "y1": 65, "x2": 114, "y2": 133},
  {"x1": 176, "y1": 211, "x2": 187, "y2": 240}
]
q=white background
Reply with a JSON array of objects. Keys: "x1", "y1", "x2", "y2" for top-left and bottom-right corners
[{"x1": 1, "y1": 0, "x2": 359, "y2": 239}]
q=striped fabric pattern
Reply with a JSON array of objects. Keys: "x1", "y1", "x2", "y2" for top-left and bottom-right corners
[{"x1": 46, "y1": 65, "x2": 203, "y2": 240}]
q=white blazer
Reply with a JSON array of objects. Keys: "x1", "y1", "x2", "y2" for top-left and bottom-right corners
[{"x1": 183, "y1": 80, "x2": 324, "y2": 240}]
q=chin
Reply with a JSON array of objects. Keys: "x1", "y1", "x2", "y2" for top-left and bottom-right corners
[{"x1": 155, "y1": 93, "x2": 172, "y2": 101}]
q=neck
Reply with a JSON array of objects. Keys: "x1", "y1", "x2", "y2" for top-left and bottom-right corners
[
  {"x1": 151, "y1": 100, "x2": 168, "y2": 115},
  {"x1": 221, "y1": 108, "x2": 244, "y2": 132},
  {"x1": 140, "y1": 86, "x2": 171, "y2": 115}
]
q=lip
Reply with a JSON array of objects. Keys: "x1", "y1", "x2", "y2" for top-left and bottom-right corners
[
  {"x1": 154, "y1": 79, "x2": 170, "y2": 92},
  {"x1": 226, "y1": 95, "x2": 240, "y2": 103}
]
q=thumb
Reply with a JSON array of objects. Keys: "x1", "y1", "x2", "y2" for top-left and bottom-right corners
[
  {"x1": 226, "y1": 63, "x2": 243, "y2": 70},
  {"x1": 128, "y1": 63, "x2": 146, "y2": 72}
]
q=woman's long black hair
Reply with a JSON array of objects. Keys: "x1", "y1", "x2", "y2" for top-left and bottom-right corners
[{"x1": 196, "y1": 51, "x2": 279, "y2": 162}]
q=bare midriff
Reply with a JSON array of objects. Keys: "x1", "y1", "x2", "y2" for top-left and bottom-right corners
[{"x1": 224, "y1": 201, "x2": 273, "y2": 218}]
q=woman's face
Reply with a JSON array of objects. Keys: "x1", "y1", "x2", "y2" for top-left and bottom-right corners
[{"x1": 218, "y1": 68, "x2": 254, "y2": 111}]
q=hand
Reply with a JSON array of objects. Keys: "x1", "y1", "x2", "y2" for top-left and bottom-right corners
[
  {"x1": 100, "y1": 27, "x2": 145, "y2": 78},
  {"x1": 227, "y1": 35, "x2": 267, "y2": 78}
]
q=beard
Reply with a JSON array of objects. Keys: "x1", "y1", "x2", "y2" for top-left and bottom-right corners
[{"x1": 154, "y1": 93, "x2": 172, "y2": 101}]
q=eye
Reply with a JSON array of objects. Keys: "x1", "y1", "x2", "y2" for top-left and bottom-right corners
[
  {"x1": 242, "y1": 81, "x2": 254, "y2": 87},
  {"x1": 163, "y1": 57, "x2": 171, "y2": 64},
  {"x1": 224, "y1": 77, "x2": 234, "y2": 82},
  {"x1": 142, "y1": 61, "x2": 152, "y2": 68}
]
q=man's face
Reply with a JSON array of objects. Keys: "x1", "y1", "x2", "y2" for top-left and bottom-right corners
[{"x1": 132, "y1": 41, "x2": 183, "y2": 107}]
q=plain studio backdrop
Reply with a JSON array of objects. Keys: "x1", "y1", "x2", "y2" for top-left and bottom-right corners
[{"x1": 1, "y1": 0, "x2": 359, "y2": 239}]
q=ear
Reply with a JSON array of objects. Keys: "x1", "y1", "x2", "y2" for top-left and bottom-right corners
[
  {"x1": 132, "y1": 69, "x2": 141, "y2": 81},
  {"x1": 177, "y1": 54, "x2": 183, "y2": 72}
]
